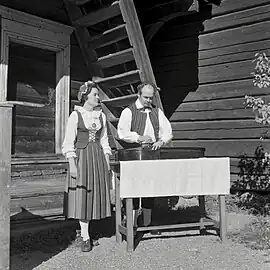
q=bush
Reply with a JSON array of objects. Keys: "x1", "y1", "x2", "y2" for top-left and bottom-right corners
[{"x1": 232, "y1": 146, "x2": 270, "y2": 215}]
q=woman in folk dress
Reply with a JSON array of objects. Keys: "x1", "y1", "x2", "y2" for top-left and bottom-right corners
[{"x1": 62, "y1": 81, "x2": 111, "y2": 252}]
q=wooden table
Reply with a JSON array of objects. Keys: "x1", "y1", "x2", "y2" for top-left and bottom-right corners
[{"x1": 111, "y1": 157, "x2": 230, "y2": 252}]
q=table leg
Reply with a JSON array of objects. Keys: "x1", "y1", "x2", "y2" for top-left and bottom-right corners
[
  {"x1": 198, "y1": 195, "x2": 206, "y2": 234},
  {"x1": 114, "y1": 171, "x2": 122, "y2": 243},
  {"x1": 218, "y1": 195, "x2": 227, "y2": 241},
  {"x1": 126, "y1": 198, "x2": 134, "y2": 252}
]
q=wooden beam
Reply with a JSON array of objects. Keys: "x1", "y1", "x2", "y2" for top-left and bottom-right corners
[
  {"x1": 119, "y1": 0, "x2": 163, "y2": 110},
  {"x1": 102, "y1": 93, "x2": 137, "y2": 107},
  {"x1": 94, "y1": 70, "x2": 141, "y2": 88},
  {"x1": 0, "y1": 28, "x2": 9, "y2": 102},
  {"x1": 96, "y1": 48, "x2": 134, "y2": 69},
  {"x1": 55, "y1": 45, "x2": 71, "y2": 154},
  {"x1": 88, "y1": 24, "x2": 127, "y2": 49},
  {"x1": 0, "y1": 103, "x2": 13, "y2": 270},
  {"x1": 67, "y1": 0, "x2": 93, "y2": 5},
  {"x1": 74, "y1": 2, "x2": 121, "y2": 27}
]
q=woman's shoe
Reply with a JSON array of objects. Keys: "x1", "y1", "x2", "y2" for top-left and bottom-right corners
[{"x1": 81, "y1": 239, "x2": 92, "y2": 252}]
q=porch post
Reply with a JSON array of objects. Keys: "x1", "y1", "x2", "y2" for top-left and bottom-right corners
[{"x1": 0, "y1": 103, "x2": 13, "y2": 270}]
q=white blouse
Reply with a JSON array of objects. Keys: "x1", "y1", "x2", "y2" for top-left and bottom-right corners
[{"x1": 62, "y1": 106, "x2": 112, "y2": 159}]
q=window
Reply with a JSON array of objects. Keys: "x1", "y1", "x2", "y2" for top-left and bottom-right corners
[{"x1": 0, "y1": 6, "x2": 73, "y2": 156}]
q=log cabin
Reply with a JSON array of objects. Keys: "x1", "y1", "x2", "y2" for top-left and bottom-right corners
[{"x1": 0, "y1": 0, "x2": 269, "y2": 233}]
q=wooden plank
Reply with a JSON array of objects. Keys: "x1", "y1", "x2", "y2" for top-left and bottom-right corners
[
  {"x1": 0, "y1": 104, "x2": 12, "y2": 270},
  {"x1": 55, "y1": 46, "x2": 70, "y2": 154},
  {"x1": 155, "y1": 60, "x2": 255, "y2": 86},
  {"x1": 173, "y1": 127, "x2": 270, "y2": 140},
  {"x1": 199, "y1": 40, "x2": 270, "y2": 66},
  {"x1": 10, "y1": 176, "x2": 65, "y2": 198},
  {"x1": 160, "y1": 3, "x2": 270, "y2": 40},
  {"x1": 170, "y1": 108, "x2": 255, "y2": 121},
  {"x1": 136, "y1": 221, "x2": 215, "y2": 232},
  {"x1": 14, "y1": 139, "x2": 55, "y2": 155},
  {"x1": 171, "y1": 119, "x2": 263, "y2": 131},
  {"x1": 11, "y1": 157, "x2": 66, "y2": 165},
  {"x1": 0, "y1": 5, "x2": 73, "y2": 35},
  {"x1": 96, "y1": 48, "x2": 134, "y2": 69},
  {"x1": 94, "y1": 70, "x2": 141, "y2": 88},
  {"x1": 204, "y1": 4, "x2": 270, "y2": 33},
  {"x1": 152, "y1": 41, "x2": 270, "y2": 69},
  {"x1": 0, "y1": 28, "x2": 9, "y2": 101},
  {"x1": 102, "y1": 93, "x2": 137, "y2": 107},
  {"x1": 119, "y1": 0, "x2": 163, "y2": 110},
  {"x1": 171, "y1": 139, "x2": 270, "y2": 157},
  {"x1": 71, "y1": 0, "x2": 92, "y2": 5},
  {"x1": 152, "y1": 21, "x2": 270, "y2": 57},
  {"x1": 176, "y1": 96, "x2": 270, "y2": 112},
  {"x1": 74, "y1": 2, "x2": 121, "y2": 27},
  {"x1": 219, "y1": 195, "x2": 227, "y2": 241},
  {"x1": 199, "y1": 21, "x2": 270, "y2": 50},
  {"x1": 184, "y1": 79, "x2": 265, "y2": 99},
  {"x1": 14, "y1": 105, "x2": 55, "y2": 118},
  {"x1": 211, "y1": 0, "x2": 270, "y2": 16},
  {"x1": 14, "y1": 125, "x2": 54, "y2": 137},
  {"x1": 15, "y1": 115, "x2": 54, "y2": 128},
  {"x1": 89, "y1": 24, "x2": 128, "y2": 49},
  {"x1": 10, "y1": 193, "x2": 64, "y2": 216},
  {"x1": 184, "y1": 84, "x2": 268, "y2": 102}
]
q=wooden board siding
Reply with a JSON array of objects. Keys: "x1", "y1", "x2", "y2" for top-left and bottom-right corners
[
  {"x1": 150, "y1": 0, "x2": 270, "y2": 182},
  {"x1": 8, "y1": 43, "x2": 56, "y2": 155},
  {"x1": 10, "y1": 159, "x2": 68, "y2": 225}
]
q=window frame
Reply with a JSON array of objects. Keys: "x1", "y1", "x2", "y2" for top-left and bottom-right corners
[{"x1": 0, "y1": 6, "x2": 74, "y2": 154}]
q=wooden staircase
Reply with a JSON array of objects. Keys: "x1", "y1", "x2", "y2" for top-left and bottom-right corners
[{"x1": 63, "y1": 0, "x2": 163, "y2": 149}]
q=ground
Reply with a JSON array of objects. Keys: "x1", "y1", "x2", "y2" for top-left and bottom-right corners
[{"x1": 10, "y1": 195, "x2": 270, "y2": 270}]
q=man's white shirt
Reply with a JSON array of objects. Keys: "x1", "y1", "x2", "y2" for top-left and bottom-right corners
[{"x1": 117, "y1": 99, "x2": 173, "y2": 144}]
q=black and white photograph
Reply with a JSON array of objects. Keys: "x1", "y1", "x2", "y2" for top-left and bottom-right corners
[{"x1": 0, "y1": 0, "x2": 270, "y2": 269}]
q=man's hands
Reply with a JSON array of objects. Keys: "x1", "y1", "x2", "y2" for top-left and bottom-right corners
[
  {"x1": 138, "y1": 135, "x2": 152, "y2": 144},
  {"x1": 151, "y1": 140, "x2": 164, "y2": 150}
]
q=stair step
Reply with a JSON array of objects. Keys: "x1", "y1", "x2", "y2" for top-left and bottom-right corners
[
  {"x1": 89, "y1": 24, "x2": 128, "y2": 49},
  {"x1": 94, "y1": 70, "x2": 141, "y2": 88},
  {"x1": 70, "y1": 0, "x2": 92, "y2": 5},
  {"x1": 74, "y1": 2, "x2": 121, "y2": 27},
  {"x1": 102, "y1": 93, "x2": 137, "y2": 107},
  {"x1": 73, "y1": 0, "x2": 92, "y2": 6},
  {"x1": 96, "y1": 48, "x2": 134, "y2": 69}
]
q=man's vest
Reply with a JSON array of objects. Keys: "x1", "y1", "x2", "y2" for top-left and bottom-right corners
[
  {"x1": 75, "y1": 111, "x2": 103, "y2": 149},
  {"x1": 128, "y1": 103, "x2": 160, "y2": 141}
]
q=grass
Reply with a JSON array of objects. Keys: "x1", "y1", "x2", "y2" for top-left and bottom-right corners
[{"x1": 204, "y1": 194, "x2": 270, "y2": 251}]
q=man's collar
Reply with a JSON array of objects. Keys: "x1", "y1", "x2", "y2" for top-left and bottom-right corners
[{"x1": 135, "y1": 99, "x2": 144, "y2": 109}]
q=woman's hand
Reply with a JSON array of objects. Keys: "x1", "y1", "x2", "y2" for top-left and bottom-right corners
[
  {"x1": 105, "y1": 154, "x2": 111, "y2": 172},
  {"x1": 68, "y1": 158, "x2": 77, "y2": 179}
]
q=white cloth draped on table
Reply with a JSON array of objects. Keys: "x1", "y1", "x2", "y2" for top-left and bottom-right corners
[{"x1": 120, "y1": 157, "x2": 230, "y2": 198}]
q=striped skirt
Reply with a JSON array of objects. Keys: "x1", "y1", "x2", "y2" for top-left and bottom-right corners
[{"x1": 64, "y1": 142, "x2": 111, "y2": 221}]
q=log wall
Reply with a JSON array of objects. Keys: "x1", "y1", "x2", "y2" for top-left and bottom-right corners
[{"x1": 150, "y1": 0, "x2": 270, "y2": 182}]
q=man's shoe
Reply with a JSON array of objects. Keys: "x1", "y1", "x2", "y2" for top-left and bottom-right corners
[{"x1": 81, "y1": 239, "x2": 92, "y2": 252}]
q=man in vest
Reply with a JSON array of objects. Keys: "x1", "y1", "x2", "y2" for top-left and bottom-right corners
[{"x1": 117, "y1": 82, "x2": 173, "y2": 232}]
